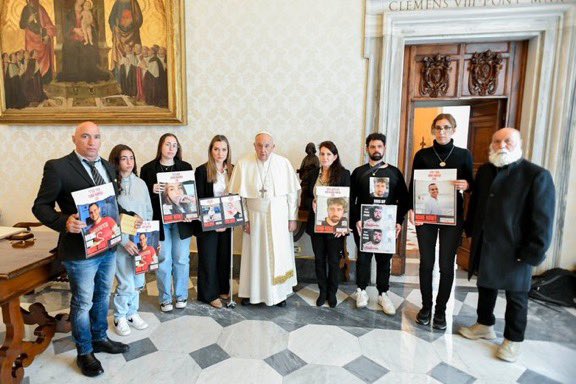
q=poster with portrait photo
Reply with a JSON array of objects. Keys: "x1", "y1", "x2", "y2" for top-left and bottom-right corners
[
  {"x1": 369, "y1": 177, "x2": 390, "y2": 200},
  {"x1": 199, "y1": 194, "x2": 245, "y2": 231},
  {"x1": 360, "y1": 204, "x2": 397, "y2": 254},
  {"x1": 134, "y1": 221, "x2": 160, "y2": 275},
  {"x1": 199, "y1": 197, "x2": 224, "y2": 231},
  {"x1": 221, "y1": 195, "x2": 245, "y2": 226},
  {"x1": 413, "y1": 169, "x2": 457, "y2": 225},
  {"x1": 72, "y1": 182, "x2": 121, "y2": 258},
  {"x1": 157, "y1": 171, "x2": 198, "y2": 224},
  {"x1": 314, "y1": 186, "x2": 350, "y2": 234}
]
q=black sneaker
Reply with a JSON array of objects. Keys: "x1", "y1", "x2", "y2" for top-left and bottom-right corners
[
  {"x1": 433, "y1": 312, "x2": 447, "y2": 330},
  {"x1": 416, "y1": 308, "x2": 431, "y2": 326}
]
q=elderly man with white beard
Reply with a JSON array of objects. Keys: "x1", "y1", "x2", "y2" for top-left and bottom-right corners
[{"x1": 458, "y1": 128, "x2": 556, "y2": 362}]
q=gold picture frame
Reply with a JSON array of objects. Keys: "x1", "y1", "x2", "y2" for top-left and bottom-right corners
[{"x1": 0, "y1": 0, "x2": 186, "y2": 125}]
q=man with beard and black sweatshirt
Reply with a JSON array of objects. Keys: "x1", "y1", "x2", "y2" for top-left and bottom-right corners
[{"x1": 350, "y1": 133, "x2": 409, "y2": 315}]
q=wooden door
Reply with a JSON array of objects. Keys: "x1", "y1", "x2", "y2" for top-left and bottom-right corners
[
  {"x1": 394, "y1": 41, "x2": 527, "y2": 276},
  {"x1": 456, "y1": 99, "x2": 506, "y2": 270}
]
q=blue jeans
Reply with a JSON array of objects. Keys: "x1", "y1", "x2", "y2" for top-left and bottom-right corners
[
  {"x1": 113, "y1": 247, "x2": 145, "y2": 319},
  {"x1": 63, "y1": 250, "x2": 116, "y2": 355},
  {"x1": 157, "y1": 223, "x2": 191, "y2": 304}
]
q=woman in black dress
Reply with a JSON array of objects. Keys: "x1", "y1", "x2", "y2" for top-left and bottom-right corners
[
  {"x1": 303, "y1": 141, "x2": 351, "y2": 308},
  {"x1": 194, "y1": 135, "x2": 234, "y2": 308},
  {"x1": 409, "y1": 113, "x2": 474, "y2": 330}
]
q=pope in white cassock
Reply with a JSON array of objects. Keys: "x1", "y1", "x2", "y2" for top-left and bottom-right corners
[{"x1": 228, "y1": 132, "x2": 301, "y2": 306}]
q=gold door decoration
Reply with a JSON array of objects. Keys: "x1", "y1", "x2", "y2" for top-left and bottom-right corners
[{"x1": 0, "y1": 0, "x2": 186, "y2": 124}]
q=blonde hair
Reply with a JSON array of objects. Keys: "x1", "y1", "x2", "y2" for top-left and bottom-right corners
[{"x1": 206, "y1": 135, "x2": 233, "y2": 183}]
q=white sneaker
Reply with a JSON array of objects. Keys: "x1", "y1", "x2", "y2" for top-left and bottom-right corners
[
  {"x1": 378, "y1": 292, "x2": 396, "y2": 315},
  {"x1": 114, "y1": 317, "x2": 131, "y2": 336},
  {"x1": 496, "y1": 339, "x2": 521, "y2": 362},
  {"x1": 356, "y1": 288, "x2": 368, "y2": 308},
  {"x1": 127, "y1": 313, "x2": 149, "y2": 330},
  {"x1": 160, "y1": 302, "x2": 173, "y2": 312},
  {"x1": 175, "y1": 299, "x2": 187, "y2": 309},
  {"x1": 458, "y1": 323, "x2": 497, "y2": 340}
]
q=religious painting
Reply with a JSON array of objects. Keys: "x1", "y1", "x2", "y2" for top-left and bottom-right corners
[{"x1": 0, "y1": 0, "x2": 186, "y2": 124}]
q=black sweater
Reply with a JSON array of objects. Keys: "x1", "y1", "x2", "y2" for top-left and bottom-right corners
[
  {"x1": 409, "y1": 139, "x2": 474, "y2": 218},
  {"x1": 139, "y1": 158, "x2": 194, "y2": 241},
  {"x1": 350, "y1": 163, "x2": 409, "y2": 226}
]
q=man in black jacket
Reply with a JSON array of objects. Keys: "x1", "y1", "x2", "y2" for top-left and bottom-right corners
[
  {"x1": 32, "y1": 122, "x2": 139, "y2": 377},
  {"x1": 350, "y1": 133, "x2": 409, "y2": 315},
  {"x1": 458, "y1": 128, "x2": 555, "y2": 362}
]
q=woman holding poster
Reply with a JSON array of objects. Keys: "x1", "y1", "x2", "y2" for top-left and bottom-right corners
[
  {"x1": 108, "y1": 144, "x2": 152, "y2": 336},
  {"x1": 194, "y1": 135, "x2": 234, "y2": 309},
  {"x1": 140, "y1": 134, "x2": 194, "y2": 312},
  {"x1": 408, "y1": 113, "x2": 474, "y2": 330},
  {"x1": 303, "y1": 141, "x2": 350, "y2": 308}
]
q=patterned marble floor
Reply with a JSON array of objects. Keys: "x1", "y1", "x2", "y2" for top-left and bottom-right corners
[{"x1": 4, "y1": 262, "x2": 576, "y2": 384}]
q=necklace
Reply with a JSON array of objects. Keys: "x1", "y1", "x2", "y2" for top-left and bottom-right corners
[
  {"x1": 318, "y1": 168, "x2": 330, "y2": 186},
  {"x1": 159, "y1": 163, "x2": 174, "y2": 172},
  {"x1": 370, "y1": 161, "x2": 387, "y2": 176},
  {"x1": 432, "y1": 146, "x2": 455, "y2": 167},
  {"x1": 257, "y1": 158, "x2": 272, "y2": 198}
]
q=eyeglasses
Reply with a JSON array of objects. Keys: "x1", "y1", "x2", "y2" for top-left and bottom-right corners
[{"x1": 433, "y1": 125, "x2": 454, "y2": 132}]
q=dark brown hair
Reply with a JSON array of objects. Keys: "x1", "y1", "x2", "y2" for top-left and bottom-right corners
[
  {"x1": 108, "y1": 144, "x2": 138, "y2": 193},
  {"x1": 319, "y1": 141, "x2": 345, "y2": 186},
  {"x1": 155, "y1": 133, "x2": 182, "y2": 161}
]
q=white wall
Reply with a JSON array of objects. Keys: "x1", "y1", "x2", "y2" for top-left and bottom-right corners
[{"x1": 0, "y1": 0, "x2": 366, "y2": 231}]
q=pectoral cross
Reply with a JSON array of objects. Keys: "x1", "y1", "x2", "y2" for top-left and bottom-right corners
[{"x1": 259, "y1": 186, "x2": 267, "y2": 198}]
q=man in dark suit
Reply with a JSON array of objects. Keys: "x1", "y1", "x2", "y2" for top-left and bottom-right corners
[
  {"x1": 32, "y1": 121, "x2": 139, "y2": 377},
  {"x1": 458, "y1": 128, "x2": 555, "y2": 363}
]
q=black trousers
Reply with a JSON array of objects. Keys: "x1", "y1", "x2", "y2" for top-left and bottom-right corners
[
  {"x1": 415, "y1": 220, "x2": 463, "y2": 313},
  {"x1": 356, "y1": 251, "x2": 392, "y2": 294},
  {"x1": 477, "y1": 286, "x2": 529, "y2": 342},
  {"x1": 311, "y1": 234, "x2": 344, "y2": 297},
  {"x1": 196, "y1": 229, "x2": 231, "y2": 303}
]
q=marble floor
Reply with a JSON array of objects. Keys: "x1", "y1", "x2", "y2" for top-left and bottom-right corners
[{"x1": 4, "y1": 260, "x2": 576, "y2": 384}]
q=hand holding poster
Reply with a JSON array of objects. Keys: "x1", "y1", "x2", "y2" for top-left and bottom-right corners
[
  {"x1": 199, "y1": 194, "x2": 245, "y2": 231},
  {"x1": 314, "y1": 186, "x2": 350, "y2": 234},
  {"x1": 413, "y1": 169, "x2": 457, "y2": 225},
  {"x1": 134, "y1": 221, "x2": 160, "y2": 274},
  {"x1": 360, "y1": 204, "x2": 397, "y2": 254},
  {"x1": 72, "y1": 183, "x2": 121, "y2": 258},
  {"x1": 157, "y1": 171, "x2": 198, "y2": 223}
]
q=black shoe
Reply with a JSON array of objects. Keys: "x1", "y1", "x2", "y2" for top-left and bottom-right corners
[
  {"x1": 433, "y1": 312, "x2": 447, "y2": 330},
  {"x1": 327, "y1": 294, "x2": 337, "y2": 308},
  {"x1": 416, "y1": 308, "x2": 431, "y2": 326},
  {"x1": 275, "y1": 300, "x2": 287, "y2": 307},
  {"x1": 316, "y1": 294, "x2": 326, "y2": 307},
  {"x1": 76, "y1": 352, "x2": 104, "y2": 377},
  {"x1": 240, "y1": 298, "x2": 251, "y2": 306},
  {"x1": 93, "y1": 338, "x2": 130, "y2": 354}
]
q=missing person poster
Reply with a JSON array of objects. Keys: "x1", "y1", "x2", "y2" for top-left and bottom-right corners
[
  {"x1": 134, "y1": 221, "x2": 160, "y2": 274},
  {"x1": 199, "y1": 194, "x2": 245, "y2": 231},
  {"x1": 314, "y1": 186, "x2": 350, "y2": 234},
  {"x1": 157, "y1": 171, "x2": 198, "y2": 224},
  {"x1": 72, "y1": 183, "x2": 121, "y2": 258},
  {"x1": 413, "y1": 169, "x2": 457, "y2": 225},
  {"x1": 360, "y1": 204, "x2": 397, "y2": 254}
]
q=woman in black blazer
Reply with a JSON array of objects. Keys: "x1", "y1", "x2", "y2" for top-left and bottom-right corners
[
  {"x1": 304, "y1": 141, "x2": 351, "y2": 308},
  {"x1": 140, "y1": 133, "x2": 194, "y2": 313},
  {"x1": 194, "y1": 135, "x2": 234, "y2": 309}
]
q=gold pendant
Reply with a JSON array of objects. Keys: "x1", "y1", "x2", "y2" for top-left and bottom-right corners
[{"x1": 439, "y1": 161, "x2": 446, "y2": 167}]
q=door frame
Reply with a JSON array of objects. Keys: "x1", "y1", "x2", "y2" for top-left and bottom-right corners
[{"x1": 369, "y1": 5, "x2": 576, "y2": 271}]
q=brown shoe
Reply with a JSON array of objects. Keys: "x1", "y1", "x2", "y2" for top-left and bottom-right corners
[{"x1": 210, "y1": 299, "x2": 223, "y2": 309}]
